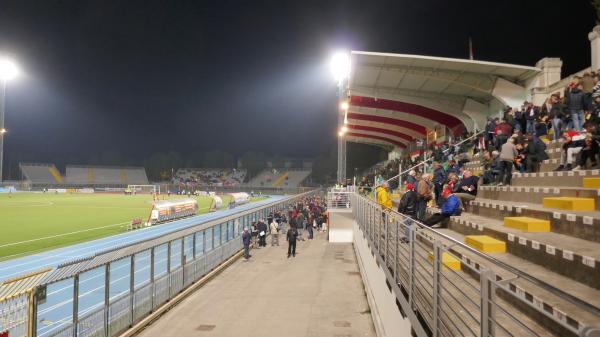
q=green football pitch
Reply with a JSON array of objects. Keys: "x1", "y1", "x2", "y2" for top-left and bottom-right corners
[{"x1": 0, "y1": 192, "x2": 261, "y2": 261}]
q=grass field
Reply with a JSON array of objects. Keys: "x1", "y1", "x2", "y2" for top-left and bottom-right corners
[{"x1": 0, "y1": 192, "x2": 262, "y2": 261}]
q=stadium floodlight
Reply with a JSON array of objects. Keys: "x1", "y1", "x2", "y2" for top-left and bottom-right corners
[
  {"x1": 0, "y1": 58, "x2": 18, "y2": 81},
  {"x1": 0, "y1": 129, "x2": 5, "y2": 135},
  {"x1": 341, "y1": 125, "x2": 348, "y2": 133},
  {"x1": 330, "y1": 52, "x2": 350, "y2": 82},
  {"x1": 339, "y1": 101, "x2": 349, "y2": 111},
  {"x1": 338, "y1": 131, "x2": 344, "y2": 137}
]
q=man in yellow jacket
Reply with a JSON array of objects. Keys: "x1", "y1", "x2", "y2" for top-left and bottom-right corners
[{"x1": 376, "y1": 181, "x2": 393, "y2": 210}]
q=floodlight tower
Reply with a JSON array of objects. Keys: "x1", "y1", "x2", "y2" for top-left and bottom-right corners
[
  {"x1": 330, "y1": 52, "x2": 350, "y2": 185},
  {"x1": 0, "y1": 58, "x2": 18, "y2": 182}
]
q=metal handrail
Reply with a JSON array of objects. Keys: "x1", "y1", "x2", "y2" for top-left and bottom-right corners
[
  {"x1": 356, "y1": 193, "x2": 600, "y2": 316},
  {"x1": 382, "y1": 130, "x2": 485, "y2": 186}
]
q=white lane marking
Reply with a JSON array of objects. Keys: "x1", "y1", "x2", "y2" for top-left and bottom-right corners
[{"x1": 0, "y1": 222, "x2": 130, "y2": 248}]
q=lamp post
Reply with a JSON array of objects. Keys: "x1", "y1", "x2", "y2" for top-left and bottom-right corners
[
  {"x1": 330, "y1": 52, "x2": 350, "y2": 184},
  {"x1": 0, "y1": 58, "x2": 19, "y2": 182}
]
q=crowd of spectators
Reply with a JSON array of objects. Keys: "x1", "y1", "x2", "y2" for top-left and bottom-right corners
[
  {"x1": 363, "y1": 72, "x2": 600, "y2": 231},
  {"x1": 243, "y1": 195, "x2": 328, "y2": 259}
]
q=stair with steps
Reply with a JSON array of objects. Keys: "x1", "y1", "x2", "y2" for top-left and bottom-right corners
[{"x1": 409, "y1": 136, "x2": 600, "y2": 335}]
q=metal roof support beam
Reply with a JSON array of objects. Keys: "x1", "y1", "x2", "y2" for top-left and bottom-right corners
[
  {"x1": 491, "y1": 77, "x2": 527, "y2": 110},
  {"x1": 357, "y1": 62, "x2": 497, "y2": 94},
  {"x1": 462, "y1": 99, "x2": 489, "y2": 132}
]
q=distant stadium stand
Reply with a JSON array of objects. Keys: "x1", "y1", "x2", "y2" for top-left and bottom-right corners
[
  {"x1": 19, "y1": 163, "x2": 63, "y2": 184},
  {"x1": 65, "y1": 165, "x2": 149, "y2": 185},
  {"x1": 173, "y1": 168, "x2": 247, "y2": 186},
  {"x1": 246, "y1": 168, "x2": 311, "y2": 188}
]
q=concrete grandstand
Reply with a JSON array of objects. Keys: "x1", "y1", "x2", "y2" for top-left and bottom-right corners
[
  {"x1": 19, "y1": 162, "x2": 149, "y2": 185},
  {"x1": 246, "y1": 168, "x2": 311, "y2": 188}
]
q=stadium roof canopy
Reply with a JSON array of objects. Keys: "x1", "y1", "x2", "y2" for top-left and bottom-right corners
[{"x1": 345, "y1": 51, "x2": 541, "y2": 149}]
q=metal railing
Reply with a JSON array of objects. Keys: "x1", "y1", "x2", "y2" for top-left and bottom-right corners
[
  {"x1": 327, "y1": 191, "x2": 352, "y2": 209},
  {"x1": 0, "y1": 190, "x2": 319, "y2": 337},
  {"x1": 382, "y1": 131, "x2": 485, "y2": 188},
  {"x1": 351, "y1": 193, "x2": 600, "y2": 337}
]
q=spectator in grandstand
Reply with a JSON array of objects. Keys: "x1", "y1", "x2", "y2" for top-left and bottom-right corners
[
  {"x1": 398, "y1": 183, "x2": 417, "y2": 243},
  {"x1": 423, "y1": 187, "x2": 461, "y2": 228},
  {"x1": 547, "y1": 94, "x2": 566, "y2": 140},
  {"x1": 524, "y1": 101, "x2": 538, "y2": 135},
  {"x1": 566, "y1": 83, "x2": 586, "y2": 131},
  {"x1": 432, "y1": 162, "x2": 446, "y2": 207},
  {"x1": 446, "y1": 172, "x2": 459, "y2": 191},
  {"x1": 270, "y1": 218, "x2": 280, "y2": 246},
  {"x1": 582, "y1": 72, "x2": 595, "y2": 110},
  {"x1": 286, "y1": 225, "x2": 298, "y2": 258},
  {"x1": 591, "y1": 96, "x2": 600, "y2": 125},
  {"x1": 494, "y1": 129, "x2": 508, "y2": 152},
  {"x1": 575, "y1": 134, "x2": 599, "y2": 170},
  {"x1": 513, "y1": 107, "x2": 523, "y2": 133},
  {"x1": 446, "y1": 159, "x2": 460, "y2": 176},
  {"x1": 555, "y1": 131, "x2": 585, "y2": 171},
  {"x1": 523, "y1": 134, "x2": 548, "y2": 173},
  {"x1": 452, "y1": 170, "x2": 478, "y2": 209},
  {"x1": 497, "y1": 137, "x2": 518, "y2": 186},
  {"x1": 481, "y1": 150, "x2": 499, "y2": 185},
  {"x1": 242, "y1": 227, "x2": 252, "y2": 259},
  {"x1": 416, "y1": 173, "x2": 433, "y2": 221},
  {"x1": 406, "y1": 169, "x2": 418, "y2": 186},
  {"x1": 376, "y1": 181, "x2": 392, "y2": 210}
]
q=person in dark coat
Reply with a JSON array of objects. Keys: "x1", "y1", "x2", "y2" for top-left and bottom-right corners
[
  {"x1": 242, "y1": 227, "x2": 252, "y2": 259},
  {"x1": 432, "y1": 162, "x2": 446, "y2": 207},
  {"x1": 286, "y1": 226, "x2": 298, "y2": 258},
  {"x1": 257, "y1": 220, "x2": 268, "y2": 247},
  {"x1": 565, "y1": 84, "x2": 586, "y2": 131},
  {"x1": 398, "y1": 183, "x2": 418, "y2": 243}
]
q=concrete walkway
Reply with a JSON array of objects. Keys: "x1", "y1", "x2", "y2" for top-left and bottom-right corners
[{"x1": 137, "y1": 231, "x2": 376, "y2": 337}]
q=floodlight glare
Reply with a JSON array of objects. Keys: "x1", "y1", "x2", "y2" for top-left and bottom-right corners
[
  {"x1": 0, "y1": 128, "x2": 5, "y2": 134},
  {"x1": 338, "y1": 131, "x2": 344, "y2": 137},
  {"x1": 0, "y1": 59, "x2": 18, "y2": 81},
  {"x1": 330, "y1": 52, "x2": 350, "y2": 81},
  {"x1": 339, "y1": 101, "x2": 349, "y2": 111},
  {"x1": 341, "y1": 126, "x2": 348, "y2": 133}
]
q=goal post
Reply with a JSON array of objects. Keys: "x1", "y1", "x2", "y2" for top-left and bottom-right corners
[{"x1": 127, "y1": 184, "x2": 159, "y2": 194}]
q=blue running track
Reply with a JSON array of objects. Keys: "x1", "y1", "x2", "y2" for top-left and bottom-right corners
[{"x1": 0, "y1": 195, "x2": 284, "y2": 283}]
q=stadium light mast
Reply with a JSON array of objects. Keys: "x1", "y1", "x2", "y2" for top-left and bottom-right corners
[
  {"x1": 0, "y1": 57, "x2": 19, "y2": 182},
  {"x1": 330, "y1": 51, "x2": 350, "y2": 185}
]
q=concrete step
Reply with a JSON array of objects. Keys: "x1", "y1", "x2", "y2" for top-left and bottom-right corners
[
  {"x1": 409, "y1": 231, "x2": 571, "y2": 336},
  {"x1": 511, "y1": 169, "x2": 600, "y2": 187},
  {"x1": 435, "y1": 228, "x2": 600, "y2": 333},
  {"x1": 465, "y1": 234, "x2": 506, "y2": 253},
  {"x1": 427, "y1": 251, "x2": 461, "y2": 270},
  {"x1": 504, "y1": 216, "x2": 550, "y2": 232},
  {"x1": 583, "y1": 177, "x2": 600, "y2": 188},
  {"x1": 465, "y1": 198, "x2": 600, "y2": 243},
  {"x1": 478, "y1": 185, "x2": 600, "y2": 211},
  {"x1": 543, "y1": 197, "x2": 596, "y2": 211},
  {"x1": 438, "y1": 211, "x2": 600, "y2": 289}
]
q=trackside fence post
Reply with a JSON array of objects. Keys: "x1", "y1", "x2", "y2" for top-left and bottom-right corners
[{"x1": 72, "y1": 274, "x2": 79, "y2": 337}]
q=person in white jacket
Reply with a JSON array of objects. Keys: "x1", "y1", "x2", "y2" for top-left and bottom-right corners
[{"x1": 270, "y1": 219, "x2": 280, "y2": 246}]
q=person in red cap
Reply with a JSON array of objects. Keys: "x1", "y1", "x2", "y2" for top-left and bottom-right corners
[
  {"x1": 398, "y1": 183, "x2": 417, "y2": 242},
  {"x1": 424, "y1": 187, "x2": 461, "y2": 228}
]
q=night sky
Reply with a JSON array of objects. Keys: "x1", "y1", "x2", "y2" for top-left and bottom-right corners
[{"x1": 0, "y1": 0, "x2": 596, "y2": 175}]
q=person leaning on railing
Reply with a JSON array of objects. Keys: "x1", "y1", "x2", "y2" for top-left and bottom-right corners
[
  {"x1": 416, "y1": 173, "x2": 432, "y2": 221},
  {"x1": 376, "y1": 181, "x2": 392, "y2": 210}
]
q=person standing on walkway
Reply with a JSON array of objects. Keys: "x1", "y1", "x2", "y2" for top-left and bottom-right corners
[
  {"x1": 257, "y1": 219, "x2": 268, "y2": 247},
  {"x1": 270, "y1": 218, "x2": 279, "y2": 246},
  {"x1": 287, "y1": 225, "x2": 298, "y2": 258},
  {"x1": 242, "y1": 227, "x2": 252, "y2": 259}
]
